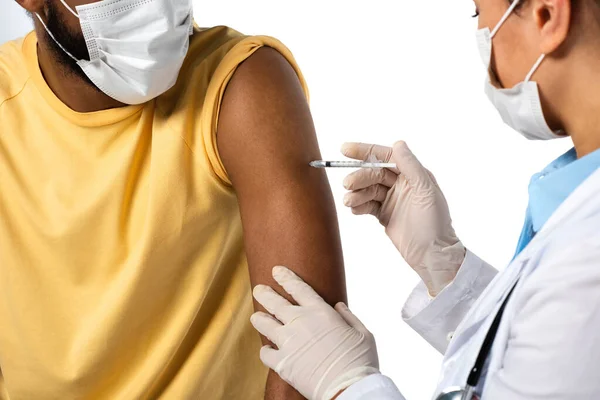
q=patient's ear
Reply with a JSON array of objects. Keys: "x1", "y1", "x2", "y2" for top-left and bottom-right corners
[{"x1": 15, "y1": 0, "x2": 45, "y2": 14}]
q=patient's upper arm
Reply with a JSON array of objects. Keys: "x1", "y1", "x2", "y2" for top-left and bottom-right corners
[{"x1": 217, "y1": 46, "x2": 347, "y2": 308}]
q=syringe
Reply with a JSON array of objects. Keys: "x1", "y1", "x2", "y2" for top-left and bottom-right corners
[{"x1": 309, "y1": 160, "x2": 396, "y2": 169}]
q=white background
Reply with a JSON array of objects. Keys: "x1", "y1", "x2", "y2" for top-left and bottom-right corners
[{"x1": 2, "y1": 2, "x2": 572, "y2": 399}]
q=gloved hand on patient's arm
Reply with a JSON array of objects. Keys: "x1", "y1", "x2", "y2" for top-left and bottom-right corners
[
  {"x1": 341, "y1": 141, "x2": 466, "y2": 297},
  {"x1": 251, "y1": 266, "x2": 380, "y2": 400}
]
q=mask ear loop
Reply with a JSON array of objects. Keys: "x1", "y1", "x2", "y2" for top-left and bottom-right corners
[
  {"x1": 59, "y1": 0, "x2": 80, "y2": 18},
  {"x1": 34, "y1": 13, "x2": 79, "y2": 62},
  {"x1": 525, "y1": 54, "x2": 546, "y2": 83},
  {"x1": 490, "y1": 0, "x2": 522, "y2": 38},
  {"x1": 488, "y1": 0, "x2": 546, "y2": 83}
]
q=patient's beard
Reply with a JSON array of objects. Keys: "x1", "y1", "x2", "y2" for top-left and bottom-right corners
[{"x1": 42, "y1": 1, "x2": 102, "y2": 93}]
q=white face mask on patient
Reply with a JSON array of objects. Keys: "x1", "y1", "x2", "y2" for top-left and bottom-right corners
[
  {"x1": 36, "y1": 0, "x2": 194, "y2": 105},
  {"x1": 475, "y1": 0, "x2": 563, "y2": 140}
]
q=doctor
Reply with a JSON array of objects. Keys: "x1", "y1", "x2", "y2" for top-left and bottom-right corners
[{"x1": 249, "y1": 0, "x2": 600, "y2": 399}]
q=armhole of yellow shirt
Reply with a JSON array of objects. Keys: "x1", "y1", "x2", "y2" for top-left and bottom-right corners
[
  {"x1": 0, "y1": 368, "x2": 8, "y2": 400},
  {"x1": 0, "y1": 35, "x2": 31, "y2": 111},
  {"x1": 201, "y1": 36, "x2": 310, "y2": 187}
]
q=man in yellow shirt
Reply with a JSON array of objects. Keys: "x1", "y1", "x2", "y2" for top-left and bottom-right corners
[{"x1": 0, "y1": 1, "x2": 346, "y2": 399}]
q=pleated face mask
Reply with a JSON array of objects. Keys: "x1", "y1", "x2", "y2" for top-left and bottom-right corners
[
  {"x1": 37, "y1": 0, "x2": 194, "y2": 105},
  {"x1": 475, "y1": 0, "x2": 563, "y2": 141}
]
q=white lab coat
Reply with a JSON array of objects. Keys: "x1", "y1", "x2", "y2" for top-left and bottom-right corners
[{"x1": 339, "y1": 167, "x2": 600, "y2": 400}]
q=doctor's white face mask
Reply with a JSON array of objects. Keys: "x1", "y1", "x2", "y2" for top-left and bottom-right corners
[
  {"x1": 475, "y1": 0, "x2": 563, "y2": 140},
  {"x1": 36, "y1": 0, "x2": 194, "y2": 105}
]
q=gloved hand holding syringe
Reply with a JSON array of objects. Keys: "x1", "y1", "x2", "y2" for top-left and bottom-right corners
[{"x1": 313, "y1": 142, "x2": 465, "y2": 297}]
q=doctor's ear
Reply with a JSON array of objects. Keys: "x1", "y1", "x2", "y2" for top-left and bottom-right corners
[
  {"x1": 14, "y1": 0, "x2": 45, "y2": 14},
  {"x1": 529, "y1": 0, "x2": 572, "y2": 55}
]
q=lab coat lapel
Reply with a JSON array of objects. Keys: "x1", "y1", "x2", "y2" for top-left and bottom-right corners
[
  {"x1": 437, "y1": 168, "x2": 600, "y2": 396},
  {"x1": 487, "y1": 167, "x2": 600, "y2": 309},
  {"x1": 445, "y1": 169, "x2": 600, "y2": 361},
  {"x1": 515, "y1": 167, "x2": 600, "y2": 262}
]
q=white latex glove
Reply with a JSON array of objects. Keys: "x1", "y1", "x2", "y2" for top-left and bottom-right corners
[
  {"x1": 251, "y1": 266, "x2": 380, "y2": 400},
  {"x1": 342, "y1": 141, "x2": 466, "y2": 296}
]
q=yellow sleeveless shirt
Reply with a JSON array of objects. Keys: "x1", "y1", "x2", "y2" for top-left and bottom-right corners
[{"x1": 0, "y1": 26, "x2": 308, "y2": 399}]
